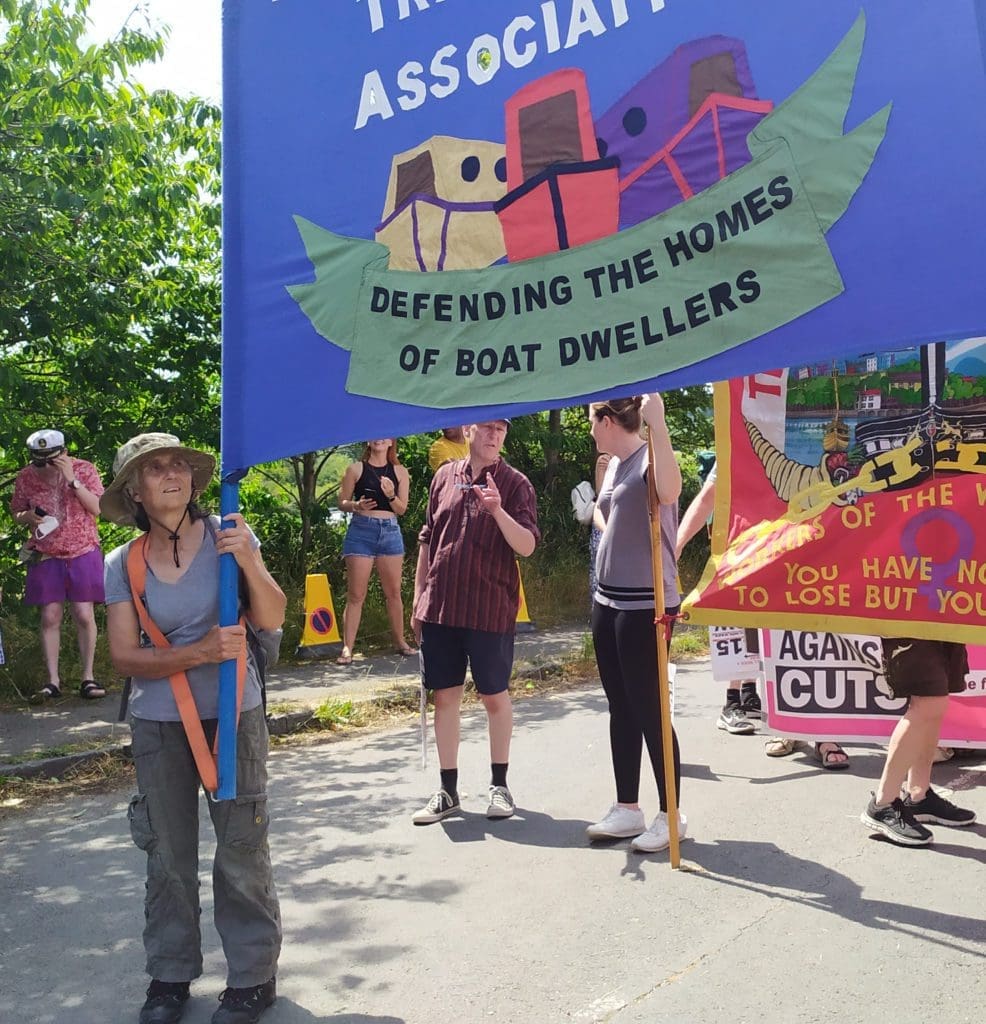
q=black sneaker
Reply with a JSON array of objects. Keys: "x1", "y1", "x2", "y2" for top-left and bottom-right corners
[
  {"x1": 740, "y1": 691, "x2": 762, "y2": 719},
  {"x1": 212, "y1": 978, "x2": 276, "y2": 1024},
  {"x1": 412, "y1": 788, "x2": 461, "y2": 825},
  {"x1": 903, "y1": 787, "x2": 977, "y2": 826},
  {"x1": 860, "y1": 795, "x2": 933, "y2": 846},
  {"x1": 139, "y1": 980, "x2": 190, "y2": 1024},
  {"x1": 716, "y1": 703, "x2": 755, "y2": 735}
]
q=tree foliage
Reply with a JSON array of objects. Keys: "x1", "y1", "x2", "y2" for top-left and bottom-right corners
[
  {"x1": 0, "y1": 0, "x2": 222, "y2": 477},
  {"x1": 0, "y1": 0, "x2": 222, "y2": 628},
  {"x1": 0, "y1": 0, "x2": 718, "y2": 689}
]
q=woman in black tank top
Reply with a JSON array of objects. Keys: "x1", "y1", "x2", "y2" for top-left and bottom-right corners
[{"x1": 337, "y1": 439, "x2": 416, "y2": 663}]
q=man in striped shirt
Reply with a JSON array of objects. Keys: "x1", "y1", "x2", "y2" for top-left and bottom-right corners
[{"x1": 411, "y1": 419, "x2": 540, "y2": 825}]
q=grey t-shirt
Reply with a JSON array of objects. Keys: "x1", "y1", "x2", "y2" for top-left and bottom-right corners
[
  {"x1": 104, "y1": 518, "x2": 263, "y2": 721},
  {"x1": 595, "y1": 444, "x2": 680, "y2": 611}
]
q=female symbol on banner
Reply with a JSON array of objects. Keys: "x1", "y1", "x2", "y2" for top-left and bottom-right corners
[{"x1": 899, "y1": 508, "x2": 974, "y2": 611}]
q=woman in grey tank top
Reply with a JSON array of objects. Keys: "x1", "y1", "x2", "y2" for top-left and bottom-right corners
[{"x1": 585, "y1": 394, "x2": 687, "y2": 854}]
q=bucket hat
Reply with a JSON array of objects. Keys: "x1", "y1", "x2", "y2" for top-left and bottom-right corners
[{"x1": 100, "y1": 433, "x2": 215, "y2": 525}]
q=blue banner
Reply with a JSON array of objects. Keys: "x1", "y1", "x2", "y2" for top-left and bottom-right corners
[{"x1": 221, "y1": 0, "x2": 986, "y2": 469}]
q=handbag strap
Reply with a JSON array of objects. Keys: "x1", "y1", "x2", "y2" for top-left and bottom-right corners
[{"x1": 126, "y1": 536, "x2": 247, "y2": 794}]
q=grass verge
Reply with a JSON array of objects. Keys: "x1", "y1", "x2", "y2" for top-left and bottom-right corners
[
  {"x1": 0, "y1": 628, "x2": 710, "y2": 816},
  {"x1": 0, "y1": 751, "x2": 134, "y2": 817}
]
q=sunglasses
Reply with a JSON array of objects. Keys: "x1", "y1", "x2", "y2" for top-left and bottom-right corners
[{"x1": 30, "y1": 450, "x2": 64, "y2": 466}]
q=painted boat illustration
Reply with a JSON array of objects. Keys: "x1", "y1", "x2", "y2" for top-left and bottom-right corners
[
  {"x1": 853, "y1": 344, "x2": 986, "y2": 483},
  {"x1": 594, "y1": 36, "x2": 774, "y2": 229},
  {"x1": 752, "y1": 343, "x2": 986, "y2": 517},
  {"x1": 823, "y1": 418, "x2": 851, "y2": 453},
  {"x1": 375, "y1": 135, "x2": 508, "y2": 271},
  {"x1": 856, "y1": 407, "x2": 986, "y2": 481},
  {"x1": 494, "y1": 68, "x2": 620, "y2": 263}
]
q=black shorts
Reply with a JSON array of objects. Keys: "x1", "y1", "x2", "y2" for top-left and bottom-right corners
[
  {"x1": 881, "y1": 638, "x2": 968, "y2": 699},
  {"x1": 420, "y1": 622, "x2": 514, "y2": 695}
]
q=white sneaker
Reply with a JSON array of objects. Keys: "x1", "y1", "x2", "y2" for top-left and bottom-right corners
[
  {"x1": 631, "y1": 811, "x2": 688, "y2": 853},
  {"x1": 586, "y1": 804, "x2": 646, "y2": 840}
]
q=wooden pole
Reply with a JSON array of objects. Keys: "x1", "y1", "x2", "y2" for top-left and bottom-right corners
[{"x1": 646, "y1": 431, "x2": 681, "y2": 868}]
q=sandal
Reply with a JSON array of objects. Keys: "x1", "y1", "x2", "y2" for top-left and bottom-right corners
[
  {"x1": 815, "y1": 741, "x2": 850, "y2": 771},
  {"x1": 396, "y1": 645, "x2": 418, "y2": 657},
  {"x1": 80, "y1": 680, "x2": 107, "y2": 700},
  {"x1": 764, "y1": 736, "x2": 796, "y2": 757},
  {"x1": 933, "y1": 746, "x2": 955, "y2": 763},
  {"x1": 33, "y1": 682, "x2": 62, "y2": 703},
  {"x1": 336, "y1": 651, "x2": 354, "y2": 666}
]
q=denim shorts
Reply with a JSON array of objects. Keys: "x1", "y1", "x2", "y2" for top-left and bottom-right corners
[{"x1": 342, "y1": 515, "x2": 405, "y2": 558}]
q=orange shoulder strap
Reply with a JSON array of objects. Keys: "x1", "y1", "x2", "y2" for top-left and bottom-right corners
[{"x1": 126, "y1": 537, "x2": 247, "y2": 794}]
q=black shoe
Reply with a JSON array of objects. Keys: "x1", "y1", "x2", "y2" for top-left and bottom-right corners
[
  {"x1": 860, "y1": 795, "x2": 933, "y2": 846},
  {"x1": 212, "y1": 978, "x2": 276, "y2": 1024},
  {"x1": 740, "y1": 691, "x2": 762, "y2": 719},
  {"x1": 903, "y1": 787, "x2": 977, "y2": 826},
  {"x1": 139, "y1": 980, "x2": 190, "y2": 1024}
]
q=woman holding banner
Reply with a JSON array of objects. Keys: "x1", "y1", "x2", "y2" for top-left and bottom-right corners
[
  {"x1": 586, "y1": 394, "x2": 686, "y2": 853},
  {"x1": 101, "y1": 433, "x2": 284, "y2": 1024},
  {"x1": 337, "y1": 438, "x2": 416, "y2": 664}
]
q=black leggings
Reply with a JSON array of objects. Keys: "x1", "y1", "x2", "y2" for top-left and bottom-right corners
[{"x1": 591, "y1": 601, "x2": 681, "y2": 810}]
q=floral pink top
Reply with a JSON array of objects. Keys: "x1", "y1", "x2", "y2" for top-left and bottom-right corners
[{"x1": 10, "y1": 459, "x2": 104, "y2": 558}]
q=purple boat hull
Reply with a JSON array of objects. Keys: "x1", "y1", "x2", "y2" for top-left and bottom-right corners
[{"x1": 594, "y1": 36, "x2": 772, "y2": 229}]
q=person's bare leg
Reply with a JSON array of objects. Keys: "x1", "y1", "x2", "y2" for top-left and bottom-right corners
[
  {"x1": 39, "y1": 602, "x2": 63, "y2": 687},
  {"x1": 69, "y1": 601, "x2": 97, "y2": 680},
  {"x1": 340, "y1": 556, "x2": 373, "y2": 658},
  {"x1": 376, "y1": 554, "x2": 410, "y2": 650},
  {"x1": 874, "y1": 695, "x2": 947, "y2": 805},
  {"x1": 480, "y1": 690, "x2": 513, "y2": 764},
  {"x1": 434, "y1": 686, "x2": 463, "y2": 769},
  {"x1": 902, "y1": 695, "x2": 948, "y2": 801}
]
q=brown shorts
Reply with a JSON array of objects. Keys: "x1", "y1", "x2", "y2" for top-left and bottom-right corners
[{"x1": 881, "y1": 638, "x2": 968, "y2": 699}]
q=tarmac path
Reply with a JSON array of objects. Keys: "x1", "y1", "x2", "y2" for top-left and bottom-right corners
[{"x1": 1, "y1": 660, "x2": 985, "y2": 1023}]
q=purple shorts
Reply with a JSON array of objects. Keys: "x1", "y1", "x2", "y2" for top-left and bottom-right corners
[{"x1": 24, "y1": 547, "x2": 105, "y2": 606}]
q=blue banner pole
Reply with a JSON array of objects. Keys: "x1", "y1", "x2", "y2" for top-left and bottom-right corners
[{"x1": 215, "y1": 476, "x2": 241, "y2": 800}]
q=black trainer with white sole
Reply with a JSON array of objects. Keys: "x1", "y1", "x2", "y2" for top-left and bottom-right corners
[
  {"x1": 740, "y1": 691, "x2": 762, "y2": 719},
  {"x1": 861, "y1": 795, "x2": 933, "y2": 846},
  {"x1": 903, "y1": 787, "x2": 976, "y2": 826},
  {"x1": 716, "y1": 704, "x2": 755, "y2": 735}
]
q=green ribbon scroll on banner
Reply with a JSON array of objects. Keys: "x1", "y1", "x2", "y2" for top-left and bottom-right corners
[{"x1": 288, "y1": 14, "x2": 890, "y2": 410}]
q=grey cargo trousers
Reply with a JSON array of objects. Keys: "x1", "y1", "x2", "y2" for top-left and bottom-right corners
[{"x1": 128, "y1": 706, "x2": 281, "y2": 987}]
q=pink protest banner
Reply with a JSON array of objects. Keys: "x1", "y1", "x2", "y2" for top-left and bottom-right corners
[{"x1": 761, "y1": 630, "x2": 986, "y2": 746}]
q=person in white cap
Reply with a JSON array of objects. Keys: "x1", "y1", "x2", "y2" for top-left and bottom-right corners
[{"x1": 9, "y1": 428, "x2": 106, "y2": 700}]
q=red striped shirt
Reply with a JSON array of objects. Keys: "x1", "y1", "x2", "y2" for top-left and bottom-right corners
[{"x1": 417, "y1": 458, "x2": 539, "y2": 632}]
